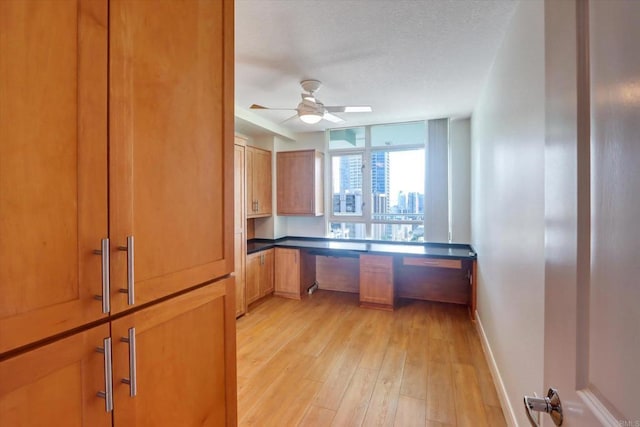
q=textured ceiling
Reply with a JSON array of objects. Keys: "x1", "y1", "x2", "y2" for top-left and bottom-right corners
[{"x1": 235, "y1": 0, "x2": 517, "y2": 134}]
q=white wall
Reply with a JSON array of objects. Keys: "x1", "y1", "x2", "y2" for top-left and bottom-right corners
[
  {"x1": 471, "y1": 1, "x2": 545, "y2": 425},
  {"x1": 449, "y1": 118, "x2": 471, "y2": 243}
]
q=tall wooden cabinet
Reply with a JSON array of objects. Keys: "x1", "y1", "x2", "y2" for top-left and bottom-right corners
[
  {"x1": 277, "y1": 150, "x2": 324, "y2": 216},
  {"x1": 234, "y1": 139, "x2": 247, "y2": 317},
  {"x1": 0, "y1": 0, "x2": 109, "y2": 355},
  {"x1": 246, "y1": 146, "x2": 272, "y2": 218},
  {"x1": 0, "y1": 0, "x2": 236, "y2": 425}
]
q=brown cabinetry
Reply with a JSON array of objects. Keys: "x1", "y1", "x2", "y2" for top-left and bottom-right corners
[
  {"x1": 111, "y1": 279, "x2": 234, "y2": 426},
  {"x1": 234, "y1": 140, "x2": 247, "y2": 317},
  {"x1": 359, "y1": 254, "x2": 394, "y2": 310},
  {"x1": 0, "y1": 323, "x2": 111, "y2": 426},
  {"x1": 246, "y1": 249, "x2": 274, "y2": 305},
  {"x1": 0, "y1": 0, "x2": 109, "y2": 355},
  {"x1": 246, "y1": 146, "x2": 272, "y2": 218},
  {"x1": 277, "y1": 150, "x2": 324, "y2": 216},
  {"x1": 274, "y1": 248, "x2": 316, "y2": 299},
  {"x1": 1, "y1": 0, "x2": 236, "y2": 424}
]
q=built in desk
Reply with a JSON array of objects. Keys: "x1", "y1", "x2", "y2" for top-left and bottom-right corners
[{"x1": 246, "y1": 237, "x2": 478, "y2": 319}]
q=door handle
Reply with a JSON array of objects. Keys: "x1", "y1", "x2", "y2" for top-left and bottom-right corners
[
  {"x1": 93, "y1": 238, "x2": 110, "y2": 313},
  {"x1": 524, "y1": 388, "x2": 563, "y2": 426},
  {"x1": 120, "y1": 327, "x2": 137, "y2": 397},
  {"x1": 118, "y1": 235, "x2": 135, "y2": 306},
  {"x1": 96, "y1": 337, "x2": 114, "y2": 412}
]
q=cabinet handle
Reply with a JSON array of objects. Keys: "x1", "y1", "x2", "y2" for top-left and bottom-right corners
[
  {"x1": 93, "y1": 238, "x2": 110, "y2": 313},
  {"x1": 118, "y1": 236, "x2": 135, "y2": 306},
  {"x1": 96, "y1": 337, "x2": 114, "y2": 412},
  {"x1": 120, "y1": 327, "x2": 137, "y2": 397}
]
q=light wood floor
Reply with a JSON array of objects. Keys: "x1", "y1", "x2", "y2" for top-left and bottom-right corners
[{"x1": 236, "y1": 290, "x2": 506, "y2": 427}]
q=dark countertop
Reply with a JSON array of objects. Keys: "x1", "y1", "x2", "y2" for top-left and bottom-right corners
[{"x1": 247, "y1": 237, "x2": 476, "y2": 260}]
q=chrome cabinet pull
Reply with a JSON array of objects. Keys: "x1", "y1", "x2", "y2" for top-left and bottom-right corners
[
  {"x1": 93, "y1": 238, "x2": 110, "y2": 313},
  {"x1": 96, "y1": 337, "x2": 114, "y2": 412},
  {"x1": 120, "y1": 327, "x2": 137, "y2": 397},
  {"x1": 118, "y1": 235, "x2": 135, "y2": 306}
]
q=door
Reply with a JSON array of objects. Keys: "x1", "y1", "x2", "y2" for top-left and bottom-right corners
[
  {"x1": 261, "y1": 249, "x2": 275, "y2": 296},
  {"x1": 112, "y1": 277, "x2": 236, "y2": 427},
  {"x1": 274, "y1": 248, "x2": 300, "y2": 299},
  {"x1": 109, "y1": 0, "x2": 234, "y2": 312},
  {"x1": 0, "y1": 323, "x2": 111, "y2": 426},
  {"x1": 543, "y1": 1, "x2": 640, "y2": 425},
  {"x1": 246, "y1": 146, "x2": 272, "y2": 218},
  {"x1": 245, "y1": 252, "x2": 261, "y2": 305},
  {"x1": 0, "y1": 0, "x2": 108, "y2": 354},
  {"x1": 359, "y1": 255, "x2": 394, "y2": 308}
]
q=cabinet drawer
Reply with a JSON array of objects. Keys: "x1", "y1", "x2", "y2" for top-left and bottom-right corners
[{"x1": 403, "y1": 257, "x2": 461, "y2": 269}]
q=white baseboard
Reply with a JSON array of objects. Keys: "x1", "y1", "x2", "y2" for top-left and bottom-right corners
[{"x1": 475, "y1": 311, "x2": 519, "y2": 427}]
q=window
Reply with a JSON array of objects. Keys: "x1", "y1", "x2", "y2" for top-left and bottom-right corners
[{"x1": 329, "y1": 121, "x2": 426, "y2": 241}]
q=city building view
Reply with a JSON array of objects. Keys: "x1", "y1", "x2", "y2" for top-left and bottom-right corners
[{"x1": 332, "y1": 149, "x2": 425, "y2": 241}]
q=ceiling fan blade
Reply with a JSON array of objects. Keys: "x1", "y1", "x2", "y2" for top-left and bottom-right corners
[
  {"x1": 325, "y1": 106, "x2": 372, "y2": 113},
  {"x1": 323, "y1": 112, "x2": 345, "y2": 123},
  {"x1": 280, "y1": 113, "x2": 299, "y2": 124},
  {"x1": 250, "y1": 104, "x2": 295, "y2": 111}
]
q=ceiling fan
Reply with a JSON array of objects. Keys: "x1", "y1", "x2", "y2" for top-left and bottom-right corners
[{"x1": 250, "y1": 79, "x2": 372, "y2": 125}]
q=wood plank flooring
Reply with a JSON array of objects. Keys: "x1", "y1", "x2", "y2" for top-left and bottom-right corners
[{"x1": 236, "y1": 290, "x2": 506, "y2": 427}]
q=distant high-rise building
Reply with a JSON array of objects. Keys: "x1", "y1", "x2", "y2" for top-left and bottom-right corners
[
  {"x1": 407, "y1": 192, "x2": 420, "y2": 214},
  {"x1": 339, "y1": 156, "x2": 362, "y2": 194},
  {"x1": 373, "y1": 194, "x2": 388, "y2": 215},
  {"x1": 371, "y1": 151, "x2": 390, "y2": 207},
  {"x1": 398, "y1": 191, "x2": 407, "y2": 213}
]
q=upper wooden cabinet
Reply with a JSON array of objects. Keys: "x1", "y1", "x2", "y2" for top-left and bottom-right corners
[
  {"x1": 109, "y1": 0, "x2": 234, "y2": 312},
  {"x1": 1, "y1": 0, "x2": 234, "y2": 351},
  {"x1": 246, "y1": 146, "x2": 272, "y2": 218},
  {"x1": 0, "y1": 0, "x2": 109, "y2": 354},
  {"x1": 277, "y1": 150, "x2": 324, "y2": 216}
]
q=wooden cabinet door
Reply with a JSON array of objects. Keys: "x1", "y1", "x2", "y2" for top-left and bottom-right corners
[
  {"x1": 260, "y1": 249, "x2": 275, "y2": 296},
  {"x1": 109, "y1": 0, "x2": 234, "y2": 312},
  {"x1": 234, "y1": 143, "x2": 246, "y2": 317},
  {"x1": 245, "y1": 252, "x2": 261, "y2": 305},
  {"x1": 359, "y1": 255, "x2": 394, "y2": 310},
  {"x1": 246, "y1": 147, "x2": 272, "y2": 218},
  {"x1": 112, "y1": 277, "x2": 237, "y2": 427},
  {"x1": 0, "y1": 0, "x2": 108, "y2": 354},
  {"x1": 277, "y1": 150, "x2": 324, "y2": 216},
  {"x1": 253, "y1": 148, "x2": 273, "y2": 216},
  {"x1": 0, "y1": 323, "x2": 111, "y2": 427},
  {"x1": 274, "y1": 248, "x2": 301, "y2": 299}
]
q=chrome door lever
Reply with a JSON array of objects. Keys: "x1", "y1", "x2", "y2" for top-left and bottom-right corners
[{"x1": 524, "y1": 388, "x2": 563, "y2": 426}]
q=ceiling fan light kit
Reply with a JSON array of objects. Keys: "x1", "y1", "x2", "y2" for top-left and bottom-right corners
[{"x1": 249, "y1": 79, "x2": 372, "y2": 125}]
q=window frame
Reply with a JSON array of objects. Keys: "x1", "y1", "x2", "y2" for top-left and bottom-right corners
[{"x1": 327, "y1": 121, "x2": 427, "y2": 240}]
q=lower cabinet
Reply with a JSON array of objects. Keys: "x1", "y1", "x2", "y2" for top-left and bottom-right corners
[
  {"x1": 274, "y1": 248, "x2": 316, "y2": 300},
  {"x1": 359, "y1": 254, "x2": 395, "y2": 310},
  {"x1": 246, "y1": 249, "x2": 274, "y2": 305},
  {"x1": 0, "y1": 323, "x2": 112, "y2": 427},
  {"x1": 0, "y1": 277, "x2": 236, "y2": 427}
]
